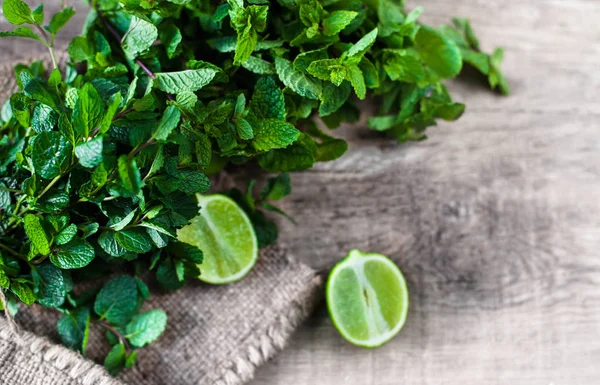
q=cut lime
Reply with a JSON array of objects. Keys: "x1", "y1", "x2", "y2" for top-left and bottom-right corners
[
  {"x1": 326, "y1": 250, "x2": 409, "y2": 348},
  {"x1": 177, "y1": 194, "x2": 258, "y2": 284}
]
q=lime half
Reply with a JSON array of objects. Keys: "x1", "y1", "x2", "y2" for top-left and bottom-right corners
[
  {"x1": 326, "y1": 250, "x2": 409, "y2": 348},
  {"x1": 177, "y1": 194, "x2": 258, "y2": 284}
]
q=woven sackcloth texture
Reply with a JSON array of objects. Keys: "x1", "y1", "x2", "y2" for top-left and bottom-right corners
[{"x1": 0, "y1": 54, "x2": 323, "y2": 385}]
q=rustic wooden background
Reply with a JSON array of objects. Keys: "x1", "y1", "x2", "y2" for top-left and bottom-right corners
[{"x1": 2, "y1": 0, "x2": 600, "y2": 384}]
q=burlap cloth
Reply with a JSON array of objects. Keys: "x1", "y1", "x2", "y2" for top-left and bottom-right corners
[{"x1": 0, "y1": 55, "x2": 323, "y2": 385}]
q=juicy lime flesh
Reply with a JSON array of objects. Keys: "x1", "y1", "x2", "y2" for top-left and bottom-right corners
[
  {"x1": 327, "y1": 251, "x2": 409, "y2": 347},
  {"x1": 177, "y1": 195, "x2": 258, "y2": 284}
]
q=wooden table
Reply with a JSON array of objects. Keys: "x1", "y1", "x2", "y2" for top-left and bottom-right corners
[{"x1": 3, "y1": 0, "x2": 599, "y2": 384}]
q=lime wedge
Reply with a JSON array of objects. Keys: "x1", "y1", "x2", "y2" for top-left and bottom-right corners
[
  {"x1": 177, "y1": 194, "x2": 258, "y2": 284},
  {"x1": 326, "y1": 250, "x2": 409, "y2": 348}
]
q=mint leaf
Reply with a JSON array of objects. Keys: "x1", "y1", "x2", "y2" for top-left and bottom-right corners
[
  {"x1": 31, "y1": 4, "x2": 43, "y2": 24},
  {"x1": 46, "y1": 6, "x2": 75, "y2": 36},
  {"x1": 117, "y1": 155, "x2": 142, "y2": 196},
  {"x1": 73, "y1": 83, "x2": 105, "y2": 138},
  {"x1": 155, "y1": 69, "x2": 217, "y2": 93},
  {"x1": 348, "y1": 28, "x2": 378, "y2": 58},
  {"x1": 24, "y1": 213, "x2": 51, "y2": 256},
  {"x1": 10, "y1": 279, "x2": 36, "y2": 305},
  {"x1": 50, "y1": 239, "x2": 94, "y2": 269},
  {"x1": 159, "y1": 24, "x2": 182, "y2": 59},
  {"x1": 75, "y1": 136, "x2": 103, "y2": 168},
  {"x1": 242, "y1": 56, "x2": 276, "y2": 75},
  {"x1": 2, "y1": 0, "x2": 33, "y2": 26},
  {"x1": 104, "y1": 343, "x2": 126, "y2": 376},
  {"x1": 415, "y1": 26, "x2": 462, "y2": 79},
  {"x1": 322, "y1": 10, "x2": 357, "y2": 36},
  {"x1": 125, "y1": 309, "x2": 168, "y2": 348},
  {"x1": 32, "y1": 263, "x2": 65, "y2": 308},
  {"x1": 58, "y1": 307, "x2": 90, "y2": 353},
  {"x1": 275, "y1": 57, "x2": 322, "y2": 100},
  {"x1": 122, "y1": 17, "x2": 158, "y2": 59},
  {"x1": 0, "y1": 26, "x2": 42, "y2": 41},
  {"x1": 98, "y1": 230, "x2": 127, "y2": 257},
  {"x1": 257, "y1": 133, "x2": 316, "y2": 172},
  {"x1": 261, "y1": 173, "x2": 291, "y2": 201},
  {"x1": 55, "y1": 223, "x2": 78, "y2": 245},
  {"x1": 115, "y1": 229, "x2": 153, "y2": 254},
  {"x1": 94, "y1": 275, "x2": 139, "y2": 325},
  {"x1": 252, "y1": 119, "x2": 301, "y2": 151},
  {"x1": 153, "y1": 105, "x2": 181, "y2": 141},
  {"x1": 250, "y1": 77, "x2": 286, "y2": 120}
]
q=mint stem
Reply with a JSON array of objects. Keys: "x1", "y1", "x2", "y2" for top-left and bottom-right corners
[{"x1": 98, "y1": 12, "x2": 173, "y2": 101}]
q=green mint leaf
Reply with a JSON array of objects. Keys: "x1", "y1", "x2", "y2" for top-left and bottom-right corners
[
  {"x1": 236, "y1": 118, "x2": 254, "y2": 140},
  {"x1": 195, "y1": 133, "x2": 212, "y2": 169},
  {"x1": 155, "y1": 69, "x2": 217, "y2": 93},
  {"x1": 125, "y1": 309, "x2": 167, "y2": 348},
  {"x1": 100, "y1": 92, "x2": 122, "y2": 134},
  {"x1": 252, "y1": 119, "x2": 301, "y2": 151},
  {"x1": 68, "y1": 35, "x2": 94, "y2": 62},
  {"x1": 159, "y1": 24, "x2": 182, "y2": 59},
  {"x1": 322, "y1": 10, "x2": 357, "y2": 36},
  {"x1": 73, "y1": 83, "x2": 105, "y2": 138},
  {"x1": 0, "y1": 26, "x2": 42, "y2": 41},
  {"x1": 46, "y1": 6, "x2": 75, "y2": 36},
  {"x1": 257, "y1": 133, "x2": 316, "y2": 172},
  {"x1": 347, "y1": 65, "x2": 366, "y2": 99},
  {"x1": 117, "y1": 155, "x2": 142, "y2": 196},
  {"x1": 2, "y1": 0, "x2": 33, "y2": 26},
  {"x1": 348, "y1": 28, "x2": 378, "y2": 58},
  {"x1": 10, "y1": 279, "x2": 36, "y2": 305},
  {"x1": 319, "y1": 81, "x2": 351, "y2": 117},
  {"x1": 414, "y1": 26, "x2": 462, "y2": 79},
  {"x1": 122, "y1": 17, "x2": 158, "y2": 59},
  {"x1": 31, "y1": 104, "x2": 57, "y2": 133},
  {"x1": 56, "y1": 224, "x2": 78, "y2": 245},
  {"x1": 234, "y1": 25, "x2": 258, "y2": 65},
  {"x1": 24, "y1": 213, "x2": 51, "y2": 256},
  {"x1": 115, "y1": 229, "x2": 153, "y2": 254},
  {"x1": 260, "y1": 173, "x2": 291, "y2": 201},
  {"x1": 382, "y1": 50, "x2": 424, "y2": 82},
  {"x1": 274, "y1": 57, "x2": 322, "y2": 100},
  {"x1": 50, "y1": 239, "x2": 94, "y2": 269},
  {"x1": 110, "y1": 210, "x2": 136, "y2": 231},
  {"x1": 242, "y1": 55, "x2": 276, "y2": 75},
  {"x1": 75, "y1": 136, "x2": 104, "y2": 168},
  {"x1": 176, "y1": 169, "x2": 210, "y2": 194},
  {"x1": 153, "y1": 105, "x2": 181, "y2": 141},
  {"x1": 98, "y1": 231, "x2": 127, "y2": 257},
  {"x1": 94, "y1": 275, "x2": 139, "y2": 325},
  {"x1": 58, "y1": 307, "x2": 90, "y2": 353},
  {"x1": 489, "y1": 48, "x2": 510, "y2": 95},
  {"x1": 293, "y1": 47, "x2": 329, "y2": 72},
  {"x1": 23, "y1": 78, "x2": 59, "y2": 110},
  {"x1": 32, "y1": 263, "x2": 65, "y2": 308},
  {"x1": 31, "y1": 4, "x2": 43, "y2": 24},
  {"x1": 452, "y1": 18, "x2": 479, "y2": 49},
  {"x1": 31, "y1": 131, "x2": 72, "y2": 178},
  {"x1": 104, "y1": 343, "x2": 126, "y2": 376},
  {"x1": 250, "y1": 76, "x2": 285, "y2": 120}
]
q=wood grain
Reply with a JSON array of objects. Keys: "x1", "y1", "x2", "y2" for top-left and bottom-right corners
[{"x1": 2, "y1": 0, "x2": 600, "y2": 383}]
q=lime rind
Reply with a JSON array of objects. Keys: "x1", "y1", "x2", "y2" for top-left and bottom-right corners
[
  {"x1": 177, "y1": 194, "x2": 258, "y2": 285},
  {"x1": 326, "y1": 250, "x2": 409, "y2": 348}
]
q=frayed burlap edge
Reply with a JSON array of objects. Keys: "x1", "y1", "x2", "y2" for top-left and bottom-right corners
[
  {"x1": 212, "y1": 274, "x2": 322, "y2": 385},
  {"x1": 0, "y1": 321, "x2": 123, "y2": 385}
]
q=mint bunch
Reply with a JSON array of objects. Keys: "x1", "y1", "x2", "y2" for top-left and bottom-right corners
[{"x1": 0, "y1": 0, "x2": 507, "y2": 375}]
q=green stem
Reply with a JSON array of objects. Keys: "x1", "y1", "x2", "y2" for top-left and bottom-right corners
[
  {"x1": 38, "y1": 174, "x2": 63, "y2": 199},
  {"x1": 98, "y1": 321, "x2": 132, "y2": 354},
  {"x1": 33, "y1": 24, "x2": 58, "y2": 69},
  {"x1": 0, "y1": 242, "x2": 26, "y2": 260}
]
